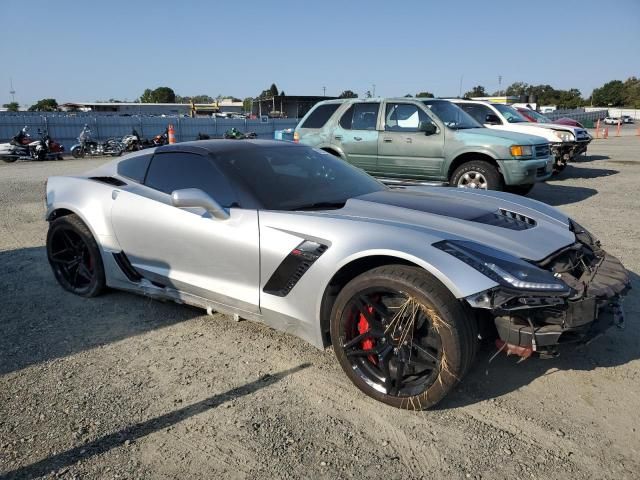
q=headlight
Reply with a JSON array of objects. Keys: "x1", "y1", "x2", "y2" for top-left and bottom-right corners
[
  {"x1": 509, "y1": 145, "x2": 533, "y2": 158},
  {"x1": 553, "y1": 130, "x2": 575, "y2": 142},
  {"x1": 434, "y1": 240, "x2": 570, "y2": 292}
]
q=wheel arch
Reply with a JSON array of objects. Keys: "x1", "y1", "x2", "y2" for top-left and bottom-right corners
[
  {"x1": 318, "y1": 250, "x2": 474, "y2": 348},
  {"x1": 447, "y1": 151, "x2": 500, "y2": 181},
  {"x1": 319, "y1": 145, "x2": 346, "y2": 160}
]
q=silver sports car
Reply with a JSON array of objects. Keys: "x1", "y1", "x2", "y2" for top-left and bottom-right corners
[{"x1": 45, "y1": 140, "x2": 630, "y2": 409}]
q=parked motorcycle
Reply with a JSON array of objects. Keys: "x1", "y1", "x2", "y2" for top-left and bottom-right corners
[
  {"x1": 152, "y1": 129, "x2": 169, "y2": 147},
  {"x1": 0, "y1": 126, "x2": 65, "y2": 162},
  {"x1": 70, "y1": 125, "x2": 124, "y2": 158},
  {"x1": 223, "y1": 127, "x2": 257, "y2": 140}
]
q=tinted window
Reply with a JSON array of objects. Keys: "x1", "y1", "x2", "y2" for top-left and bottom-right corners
[
  {"x1": 384, "y1": 103, "x2": 433, "y2": 132},
  {"x1": 117, "y1": 153, "x2": 152, "y2": 182},
  {"x1": 300, "y1": 104, "x2": 340, "y2": 128},
  {"x1": 213, "y1": 146, "x2": 385, "y2": 210},
  {"x1": 339, "y1": 105, "x2": 354, "y2": 129},
  {"x1": 459, "y1": 104, "x2": 498, "y2": 124},
  {"x1": 145, "y1": 152, "x2": 238, "y2": 207},
  {"x1": 351, "y1": 103, "x2": 379, "y2": 130},
  {"x1": 422, "y1": 100, "x2": 482, "y2": 129}
]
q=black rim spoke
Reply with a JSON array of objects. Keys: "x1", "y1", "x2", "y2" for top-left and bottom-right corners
[
  {"x1": 340, "y1": 289, "x2": 443, "y2": 398},
  {"x1": 49, "y1": 227, "x2": 94, "y2": 290}
]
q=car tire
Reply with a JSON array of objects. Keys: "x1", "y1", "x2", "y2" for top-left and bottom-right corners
[
  {"x1": 451, "y1": 160, "x2": 503, "y2": 191},
  {"x1": 330, "y1": 265, "x2": 477, "y2": 410},
  {"x1": 505, "y1": 183, "x2": 534, "y2": 195},
  {"x1": 2, "y1": 157, "x2": 17, "y2": 163},
  {"x1": 47, "y1": 214, "x2": 106, "y2": 298}
]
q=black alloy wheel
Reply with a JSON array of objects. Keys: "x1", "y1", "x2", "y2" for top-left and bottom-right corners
[
  {"x1": 47, "y1": 214, "x2": 105, "y2": 297},
  {"x1": 331, "y1": 266, "x2": 476, "y2": 409}
]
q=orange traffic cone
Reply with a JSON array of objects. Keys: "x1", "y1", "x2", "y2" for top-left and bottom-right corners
[
  {"x1": 168, "y1": 124, "x2": 176, "y2": 144},
  {"x1": 616, "y1": 120, "x2": 622, "y2": 137},
  {"x1": 603, "y1": 127, "x2": 609, "y2": 139}
]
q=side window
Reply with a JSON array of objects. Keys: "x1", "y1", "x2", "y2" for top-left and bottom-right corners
[
  {"x1": 384, "y1": 103, "x2": 434, "y2": 132},
  {"x1": 299, "y1": 104, "x2": 340, "y2": 128},
  {"x1": 145, "y1": 152, "x2": 238, "y2": 207},
  {"x1": 117, "y1": 153, "x2": 152, "y2": 182},
  {"x1": 460, "y1": 104, "x2": 499, "y2": 124},
  {"x1": 339, "y1": 105, "x2": 354, "y2": 129},
  {"x1": 350, "y1": 103, "x2": 380, "y2": 130}
]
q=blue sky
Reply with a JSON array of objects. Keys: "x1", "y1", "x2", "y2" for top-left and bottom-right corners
[{"x1": 1, "y1": 0, "x2": 638, "y2": 107}]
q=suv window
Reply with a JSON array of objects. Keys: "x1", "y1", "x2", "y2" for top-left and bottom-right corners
[
  {"x1": 117, "y1": 153, "x2": 152, "y2": 183},
  {"x1": 384, "y1": 103, "x2": 433, "y2": 132},
  {"x1": 299, "y1": 104, "x2": 340, "y2": 128},
  {"x1": 145, "y1": 152, "x2": 238, "y2": 207},
  {"x1": 340, "y1": 103, "x2": 380, "y2": 130},
  {"x1": 458, "y1": 103, "x2": 499, "y2": 125}
]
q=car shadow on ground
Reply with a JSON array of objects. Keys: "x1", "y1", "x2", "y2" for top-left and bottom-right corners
[
  {"x1": 0, "y1": 363, "x2": 311, "y2": 480},
  {"x1": 440, "y1": 270, "x2": 639, "y2": 410},
  {"x1": 556, "y1": 165, "x2": 619, "y2": 180},
  {"x1": 0, "y1": 246, "x2": 200, "y2": 376},
  {"x1": 529, "y1": 183, "x2": 598, "y2": 206},
  {"x1": 575, "y1": 154, "x2": 610, "y2": 163}
]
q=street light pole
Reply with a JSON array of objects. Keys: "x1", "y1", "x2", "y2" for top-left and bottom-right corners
[
  {"x1": 372, "y1": 84, "x2": 376, "y2": 97},
  {"x1": 323, "y1": 86, "x2": 326, "y2": 97}
]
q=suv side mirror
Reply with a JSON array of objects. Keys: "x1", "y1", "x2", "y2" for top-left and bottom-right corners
[
  {"x1": 171, "y1": 188, "x2": 230, "y2": 220},
  {"x1": 419, "y1": 121, "x2": 437, "y2": 135},
  {"x1": 485, "y1": 114, "x2": 501, "y2": 125}
]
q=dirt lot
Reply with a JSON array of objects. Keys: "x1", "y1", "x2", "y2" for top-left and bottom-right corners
[{"x1": 1, "y1": 138, "x2": 639, "y2": 480}]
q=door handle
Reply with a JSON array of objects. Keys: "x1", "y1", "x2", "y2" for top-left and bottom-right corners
[
  {"x1": 112, "y1": 190, "x2": 119, "y2": 200},
  {"x1": 405, "y1": 138, "x2": 412, "y2": 143},
  {"x1": 383, "y1": 138, "x2": 392, "y2": 143},
  {"x1": 334, "y1": 135, "x2": 343, "y2": 140},
  {"x1": 353, "y1": 136, "x2": 362, "y2": 141}
]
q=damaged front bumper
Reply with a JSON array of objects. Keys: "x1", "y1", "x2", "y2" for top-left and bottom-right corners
[
  {"x1": 466, "y1": 245, "x2": 630, "y2": 356},
  {"x1": 551, "y1": 139, "x2": 592, "y2": 167}
]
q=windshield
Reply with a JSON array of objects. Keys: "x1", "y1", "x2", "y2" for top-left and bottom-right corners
[
  {"x1": 214, "y1": 145, "x2": 385, "y2": 210},
  {"x1": 493, "y1": 104, "x2": 529, "y2": 123},
  {"x1": 422, "y1": 100, "x2": 482, "y2": 129},
  {"x1": 521, "y1": 108, "x2": 550, "y2": 123}
]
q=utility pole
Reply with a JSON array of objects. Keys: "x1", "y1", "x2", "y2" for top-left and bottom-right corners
[
  {"x1": 323, "y1": 86, "x2": 326, "y2": 97},
  {"x1": 9, "y1": 78, "x2": 15, "y2": 103},
  {"x1": 372, "y1": 84, "x2": 376, "y2": 97},
  {"x1": 498, "y1": 75, "x2": 502, "y2": 95},
  {"x1": 458, "y1": 75, "x2": 464, "y2": 97}
]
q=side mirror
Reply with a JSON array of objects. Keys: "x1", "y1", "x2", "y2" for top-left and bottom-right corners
[
  {"x1": 171, "y1": 188, "x2": 230, "y2": 220},
  {"x1": 419, "y1": 121, "x2": 437, "y2": 135},
  {"x1": 485, "y1": 114, "x2": 501, "y2": 125}
]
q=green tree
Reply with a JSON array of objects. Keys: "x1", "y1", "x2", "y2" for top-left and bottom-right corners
[
  {"x1": 243, "y1": 97, "x2": 253, "y2": 112},
  {"x1": 404, "y1": 94, "x2": 413, "y2": 97},
  {"x1": 622, "y1": 77, "x2": 640, "y2": 108},
  {"x1": 2, "y1": 102, "x2": 19, "y2": 112},
  {"x1": 28, "y1": 98, "x2": 58, "y2": 111},
  {"x1": 415, "y1": 91, "x2": 434, "y2": 98},
  {"x1": 338, "y1": 90, "x2": 358, "y2": 98},
  {"x1": 365, "y1": 90, "x2": 372, "y2": 98},
  {"x1": 504, "y1": 82, "x2": 530, "y2": 96},
  {"x1": 139, "y1": 87, "x2": 176, "y2": 103},
  {"x1": 464, "y1": 85, "x2": 487, "y2": 98},
  {"x1": 269, "y1": 83, "x2": 279, "y2": 97},
  {"x1": 591, "y1": 80, "x2": 625, "y2": 106}
]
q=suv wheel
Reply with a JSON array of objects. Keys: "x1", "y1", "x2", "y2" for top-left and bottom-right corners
[{"x1": 451, "y1": 160, "x2": 503, "y2": 191}]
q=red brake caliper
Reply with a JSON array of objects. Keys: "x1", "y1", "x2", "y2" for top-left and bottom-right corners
[{"x1": 357, "y1": 305, "x2": 377, "y2": 364}]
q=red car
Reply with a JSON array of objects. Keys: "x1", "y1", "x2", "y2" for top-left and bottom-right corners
[{"x1": 515, "y1": 107, "x2": 584, "y2": 128}]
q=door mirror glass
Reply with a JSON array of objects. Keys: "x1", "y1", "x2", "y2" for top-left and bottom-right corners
[
  {"x1": 419, "y1": 121, "x2": 437, "y2": 135},
  {"x1": 485, "y1": 114, "x2": 501, "y2": 125},
  {"x1": 171, "y1": 188, "x2": 229, "y2": 220}
]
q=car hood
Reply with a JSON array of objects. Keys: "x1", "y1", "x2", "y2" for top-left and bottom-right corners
[
  {"x1": 454, "y1": 127, "x2": 546, "y2": 145},
  {"x1": 488, "y1": 124, "x2": 562, "y2": 142},
  {"x1": 310, "y1": 188, "x2": 576, "y2": 262}
]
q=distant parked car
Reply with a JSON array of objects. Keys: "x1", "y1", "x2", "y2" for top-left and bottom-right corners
[
  {"x1": 514, "y1": 107, "x2": 584, "y2": 128},
  {"x1": 621, "y1": 115, "x2": 634, "y2": 124},
  {"x1": 295, "y1": 98, "x2": 553, "y2": 194},
  {"x1": 603, "y1": 117, "x2": 620, "y2": 125}
]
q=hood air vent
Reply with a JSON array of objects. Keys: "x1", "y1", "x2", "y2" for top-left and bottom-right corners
[{"x1": 471, "y1": 208, "x2": 537, "y2": 231}]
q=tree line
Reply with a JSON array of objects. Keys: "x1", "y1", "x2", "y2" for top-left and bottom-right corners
[{"x1": 5, "y1": 77, "x2": 639, "y2": 112}]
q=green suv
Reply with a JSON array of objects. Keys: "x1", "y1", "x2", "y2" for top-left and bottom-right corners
[{"x1": 294, "y1": 98, "x2": 553, "y2": 194}]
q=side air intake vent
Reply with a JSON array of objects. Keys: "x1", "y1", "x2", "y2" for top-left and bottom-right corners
[
  {"x1": 264, "y1": 241, "x2": 328, "y2": 297},
  {"x1": 90, "y1": 176, "x2": 127, "y2": 187},
  {"x1": 471, "y1": 208, "x2": 536, "y2": 231}
]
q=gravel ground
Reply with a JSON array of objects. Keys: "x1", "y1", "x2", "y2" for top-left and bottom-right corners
[{"x1": 1, "y1": 137, "x2": 639, "y2": 480}]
